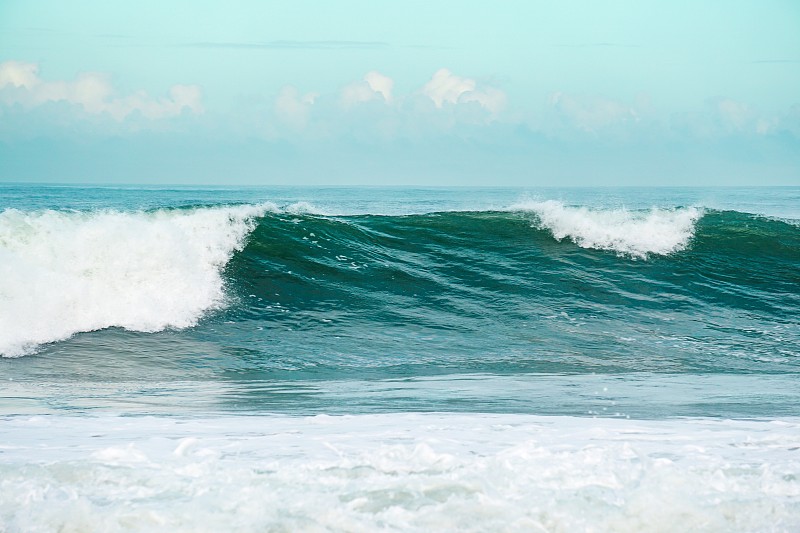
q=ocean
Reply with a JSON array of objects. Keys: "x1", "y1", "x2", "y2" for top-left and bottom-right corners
[{"x1": 1, "y1": 185, "x2": 799, "y2": 532}]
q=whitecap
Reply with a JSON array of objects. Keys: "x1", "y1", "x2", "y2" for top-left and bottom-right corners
[
  {"x1": 512, "y1": 200, "x2": 703, "y2": 258},
  {"x1": 0, "y1": 204, "x2": 271, "y2": 357}
]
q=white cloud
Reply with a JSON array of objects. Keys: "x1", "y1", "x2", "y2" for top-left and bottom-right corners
[
  {"x1": 670, "y1": 97, "x2": 781, "y2": 138},
  {"x1": 420, "y1": 68, "x2": 506, "y2": 114},
  {"x1": 340, "y1": 71, "x2": 394, "y2": 108},
  {"x1": 755, "y1": 118, "x2": 773, "y2": 135},
  {"x1": 716, "y1": 98, "x2": 751, "y2": 131},
  {"x1": 274, "y1": 86, "x2": 318, "y2": 129},
  {"x1": 461, "y1": 87, "x2": 506, "y2": 115},
  {"x1": 422, "y1": 69, "x2": 474, "y2": 107},
  {"x1": 715, "y1": 98, "x2": 778, "y2": 135},
  {"x1": 340, "y1": 82, "x2": 375, "y2": 108},
  {"x1": 365, "y1": 71, "x2": 393, "y2": 102},
  {"x1": 776, "y1": 104, "x2": 800, "y2": 137},
  {"x1": 269, "y1": 69, "x2": 508, "y2": 139},
  {"x1": 549, "y1": 92, "x2": 638, "y2": 132},
  {"x1": 0, "y1": 60, "x2": 203, "y2": 120},
  {"x1": 0, "y1": 60, "x2": 39, "y2": 88}
]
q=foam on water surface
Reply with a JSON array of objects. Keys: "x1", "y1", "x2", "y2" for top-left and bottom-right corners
[
  {"x1": 0, "y1": 204, "x2": 269, "y2": 356},
  {"x1": 513, "y1": 200, "x2": 702, "y2": 258},
  {"x1": 1, "y1": 413, "x2": 798, "y2": 532}
]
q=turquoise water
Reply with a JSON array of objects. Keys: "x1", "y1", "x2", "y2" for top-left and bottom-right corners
[
  {"x1": 2, "y1": 185, "x2": 798, "y2": 417},
  {"x1": 1, "y1": 185, "x2": 799, "y2": 531}
]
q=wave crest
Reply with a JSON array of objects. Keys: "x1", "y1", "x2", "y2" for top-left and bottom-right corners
[
  {"x1": 513, "y1": 200, "x2": 703, "y2": 258},
  {"x1": 0, "y1": 204, "x2": 267, "y2": 357}
]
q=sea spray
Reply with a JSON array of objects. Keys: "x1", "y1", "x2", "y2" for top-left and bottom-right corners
[
  {"x1": 512, "y1": 200, "x2": 703, "y2": 258},
  {"x1": 0, "y1": 204, "x2": 269, "y2": 356}
]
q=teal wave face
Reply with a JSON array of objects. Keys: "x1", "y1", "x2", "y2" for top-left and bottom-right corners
[
  {"x1": 2, "y1": 202, "x2": 797, "y2": 377},
  {"x1": 216, "y1": 209, "x2": 799, "y2": 377}
]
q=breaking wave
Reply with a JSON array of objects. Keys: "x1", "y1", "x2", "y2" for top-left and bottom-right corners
[
  {"x1": 0, "y1": 204, "x2": 269, "y2": 356},
  {"x1": 512, "y1": 200, "x2": 702, "y2": 258},
  {"x1": 1, "y1": 201, "x2": 798, "y2": 357}
]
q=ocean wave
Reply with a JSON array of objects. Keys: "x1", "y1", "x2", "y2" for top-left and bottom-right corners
[
  {"x1": 2, "y1": 202, "x2": 797, "y2": 357},
  {"x1": 511, "y1": 200, "x2": 703, "y2": 258},
  {"x1": 0, "y1": 204, "x2": 268, "y2": 357}
]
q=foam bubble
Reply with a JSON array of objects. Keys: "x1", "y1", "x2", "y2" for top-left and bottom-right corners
[
  {"x1": 0, "y1": 204, "x2": 270, "y2": 357},
  {"x1": 512, "y1": 200, "x2": 703, "y2": 258},
  {"x1": 1, "y1": 413, "x2": 798, "y2": 532},
  {"x1": 283, "y1": 201, "x2": 329, "y2": 215}
]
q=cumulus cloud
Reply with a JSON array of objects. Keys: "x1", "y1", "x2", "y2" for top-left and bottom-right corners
[
  {"x1": 0, "y1": 61, "x2": 39, "y2": 88},
  {"x1": 365, "y1": 71, "x2": 393, "y2": 102},
  {"x1": 340, "y1": 71, "x2": 394, "y2": 107},
  {"x1": 715, "y1": 98, "x2": 776, "y2": 135},
  {"x1": 0, "y1": 60, "x2": 203, "y2": 120},
  {"x1": 422, "y1": 69, "x2": 474, "y2": 107},
  {"x1": 274, "y1": 86, "x2": 318, "y2": 129},
  {"x1": 670, "y1": 97, "x2": 781, "y2": 138},
  {"x1": 548, "y1": 92, "x2": 639, "y2": 132},
  {"x1": 420, "y1": 68, "x2": 506, "y2": 114},
  {"x1": 339, "y1": 68, "x2": 505, "y2": 114},
  {"x1": 777, "y1": 104, "x2": 800, "y2": 137},
  {"x1": 716, "y1": 98, "x2": 751, "y2": 130},
  {"x1": 271, "y1": 68, "x2": 506, "y2": 138}
]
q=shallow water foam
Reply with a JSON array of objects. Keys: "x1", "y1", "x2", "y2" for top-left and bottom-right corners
[{"x1": 2, "y1": 413, "x2": 798, "y2": 532}]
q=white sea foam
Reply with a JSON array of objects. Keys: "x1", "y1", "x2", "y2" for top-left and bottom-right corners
[
  {"x1": 512, "y1": 200, "x2": 703, "y2": 258},
  {"x1": 283, "y1": 201, "x2": 330, "y2": 215},
  {"x1": 1, "y1": 413, "x2": 798, "y2": 532},
  {"x1": 0, "y1": 204, "x2": 270, "y2": 357}
]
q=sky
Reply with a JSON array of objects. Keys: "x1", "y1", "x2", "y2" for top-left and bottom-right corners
[{"x1": 1, "y1": 0, "x2": 799, "y2": 186}]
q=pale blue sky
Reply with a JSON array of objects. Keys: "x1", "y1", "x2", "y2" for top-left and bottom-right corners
[{"x1": 1, "y1": 1, "x2": 799, "y2": 185}]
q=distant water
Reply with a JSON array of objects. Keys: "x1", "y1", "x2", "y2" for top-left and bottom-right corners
[{"x1": 1, "y1": 185, "x2": 799, "y2": 531}]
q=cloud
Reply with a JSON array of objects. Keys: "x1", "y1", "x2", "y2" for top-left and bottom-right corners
[
  {"x1": 183, "y1": 40, "x2": 390, "y2": 50},
  {"x1": 548, "y1": 92, "x2": 640, "y2": 133},
  {"x1": 543, "y1": 92, "x2": 794, "y2": 141},
  {"x1": 716, "y1": 98, "x2": 752, "y2": 131},
  {"x1": 274, "y1": 86, "x2": 318, "y2": 130},
  {"x1": 340, "y1": 71, "x2": 394, "y2": 107},
  {"x1": 364, "y1": 71, "x2": 393, "y2": 102},
  {"x1": 553, "y1": 42, "x2": 641, "y2": 49},
  {"x1": 420, "y1": 69, "x2": 506, "y2": 114},
  {"x1": 268, "y1": 68, "x2": 507, "y2": 139},
  {"x1": 714, "y1": 98, "x2": 783, "y2": 136},
  {"x1": 668, "y1": 97, "x2": 783, "y2": 138},
  {"x1": 0, "y1": 60, "x2": 203, "y2": 121},
  {"x1": 0, "y1": 61, "x2": 39, "y2": 88},
  {"x1": 777, "y1": 104, "x2": 800, "y2": 136},
  {"x1": 751, "y1": 59, "x2": 800, "y2": 64},
  {"x1": 340, "y1": 68, "x2": 505, "y2": 114},
  {"x1": 421, "y1": 69, "x2": 474, "y2": 107}
]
